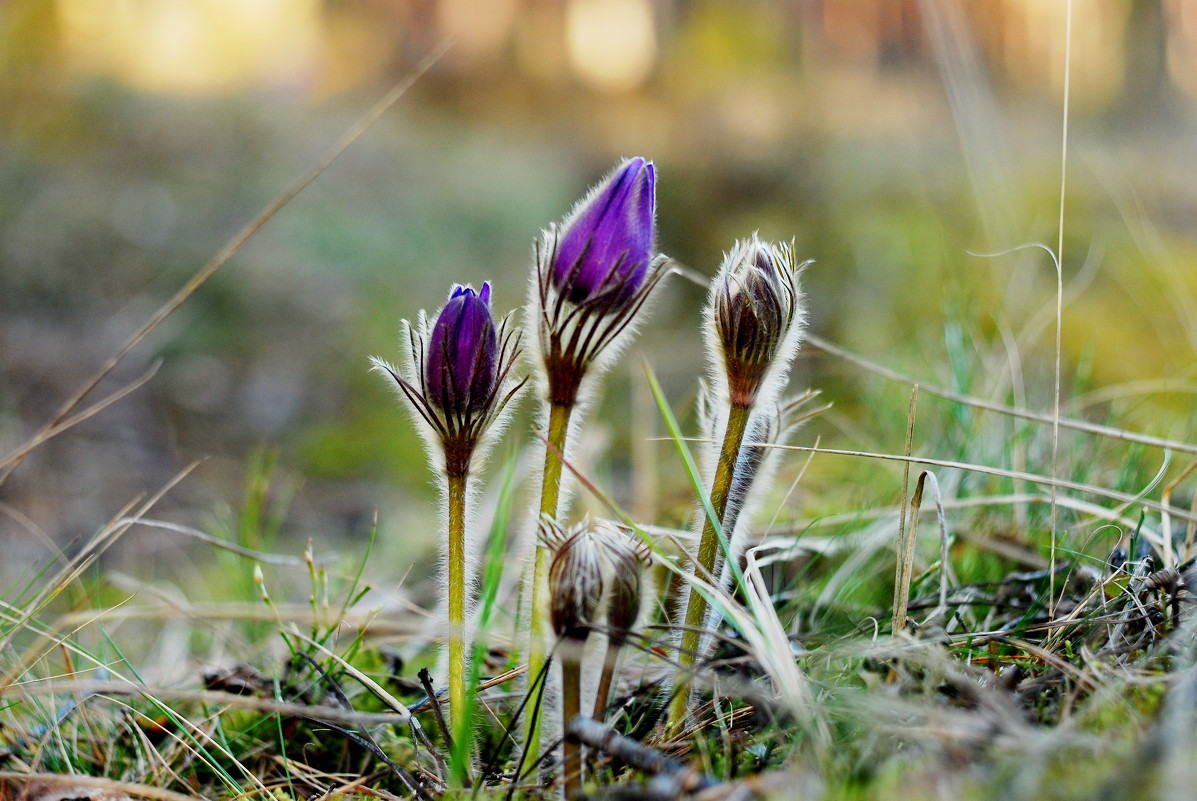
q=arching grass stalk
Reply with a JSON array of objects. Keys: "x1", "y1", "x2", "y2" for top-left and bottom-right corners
[
  {"x1": 524, "y1": 157, "x2": 667, "y2": 757},
  {"x1": 371, "y1": 282, "x2": 525, "y2": 782},
  {"x1": 668, "y1": 237, "x2": 808, "y2": 732}
]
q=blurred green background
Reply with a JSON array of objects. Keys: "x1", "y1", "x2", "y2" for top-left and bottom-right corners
[{"x1": 2, "y1": 0, "x2": 1196, "y2": 592}]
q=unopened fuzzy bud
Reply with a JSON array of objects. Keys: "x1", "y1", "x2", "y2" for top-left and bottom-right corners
[
  {"x1": 711, "y1": 237, "x2": 806, "y2": 408},
  {"x1": 543, "y1": 519, "x2": 605, "y2": 642},
  {"x1": 598, "y1": 524, "x2": 648, "y2": 647}
]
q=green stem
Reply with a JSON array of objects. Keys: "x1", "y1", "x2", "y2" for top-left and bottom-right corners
[
  {"x1": 668, "y1": 402, "x2": 752, "y2": 733},
  {"x1": 525, "y1": 401, "x2": 575, "y2": 760},
  {"x1": 447, "y1": 471, "x2": 469, "y2": 783},
  {"x1": 592, "y1": 639, "x2": 622, "y2": 721},
  {"x1": 561, "y1": 646, "x2": 584, "y2": 800}
]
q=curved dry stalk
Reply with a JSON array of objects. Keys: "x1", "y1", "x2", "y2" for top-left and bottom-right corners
[
  {"x1": 762, "y1": 443, "x2": 1197, "y2": 527},
  {"x1": 0, "y1": 44, "x2": 449, "y2": 487},
  {"x1": 805, "y1": 332, "x2": 1197, "y2": 457},
  {"x1": 6, "y1": 680, "x2": 411, "y2": 727},
  {"x1": 0, "y1": 771, "x2": 202, "y2": 801}
]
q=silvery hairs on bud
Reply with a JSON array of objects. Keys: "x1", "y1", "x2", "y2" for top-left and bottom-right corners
[
  {"x1": 527, "y1": 157, "x2": 671, "y2": 410},
  {"x1": 596, "y1": 521, "x2": 649, "y2": 648},
  {"x1": 542, "y1": 517, "x2": 606, "y2": 643},
  {"x1": 371, "y1": 282, "x2": 525, "y2": 479},
  {"x1": 704, "y1": 235, "x2": 809, "y2": 412}
]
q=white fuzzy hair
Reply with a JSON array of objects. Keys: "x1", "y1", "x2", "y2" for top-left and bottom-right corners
[{"x1": 368, "y1": 296, "x2": 526, "y2": 690}]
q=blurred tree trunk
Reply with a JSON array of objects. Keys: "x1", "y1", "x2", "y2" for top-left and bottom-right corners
[{"x1": 1113, "y1": 0, "x2": 1172, "y2": 124}]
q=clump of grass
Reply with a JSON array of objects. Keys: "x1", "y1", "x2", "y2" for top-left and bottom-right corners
[{"x1": 10, "y1": 22, "x2": 1197, "y2": 801}]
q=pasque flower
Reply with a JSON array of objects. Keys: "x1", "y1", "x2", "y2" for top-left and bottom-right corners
[
  {"x1": 544, "y1": 519, "x2": 605, "y2": 644},
  {"x1": 533, "y1": 156, "x2": 668, "y2": 405},
  {"x1": 592, "y1": 524, "x2": 648, "y2": 720},
  {"x1": 524, "y1": 158, "x2": 668, "y2": 761},
  {"x1": 427, "y1": 283, "x2": 498, "y2": 421},
  {"x1": 541, "y1": 518, "x2": 605, "y2": 800},
  {"x1": 373, "y1": 281, "x2": 523, "y2": 477},
  {"x1": 552, "y1": 157, "x2": 655, "y2": 307},
  {"x1": 669, "y1": 236, "x2": 809, "y2": 732},
  {"x1": 371, "y1": 281, "x2": 525, "y2": 779}
]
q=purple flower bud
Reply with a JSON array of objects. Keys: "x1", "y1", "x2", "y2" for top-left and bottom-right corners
[
  {"x1": 427, "y1": 282, "x2": 498, "y2": 420},
  {"x1": 552, "y1": 157, "x2": 656, "y2": 306}
]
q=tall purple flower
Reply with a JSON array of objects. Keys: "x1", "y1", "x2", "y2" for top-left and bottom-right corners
[
  {"x1": 532, "y1": 157, "x2": 669, "y2": 405},
  {"x1": 372, "y1": 281, "x2": 525, "y2": 477},
  {"x1": 552, "y1": 158, "x2": 655, "y2": 307}
]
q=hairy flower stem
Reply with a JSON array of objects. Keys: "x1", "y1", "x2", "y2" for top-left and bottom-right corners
[
  {"x1": 561, "y1": 649, "x2": 584, "y2": 800},
  {"x1": 592, "y1": 640, "x2": 621, "y2": 720},
  {"x1": 525, "y1": 401, "x2": 575, "y2": 758},
  {"x1": 447, "y1": 470, "x2": 469, "y2": 782},
  {"x1": 668, "y1": 402, "x2": 753, "y2": 733}
]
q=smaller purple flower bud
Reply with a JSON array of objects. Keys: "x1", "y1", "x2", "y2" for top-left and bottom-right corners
[
  {"x1": 426, "y1": 282, "x2": 498, "y2": 421},
  {"x1": 712, "y1": 237, "x2": 806, "y2": 408},
  {"x1": 552, "y1": 157, "x2": 656, "y2": 307}
]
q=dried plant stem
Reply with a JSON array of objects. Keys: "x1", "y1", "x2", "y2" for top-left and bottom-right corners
[
  {"x1": 525, "y1": 401, "x2": 575, "y2": 758},
  {"x1": 893, "y1": 385, "x2": 919, "y2": 634},
  {"x1": 669, "y1": 402, "x2": 752, "y2": 731},
  {"x1": 592, "y1": 639, "x2": 621, "y2": 720},
  {"x1": 446, "y1": 470, "x2": 469, "y2": 782},
  {"x1": 561, "y1": 646, "x2": 585, "y2": 799}
]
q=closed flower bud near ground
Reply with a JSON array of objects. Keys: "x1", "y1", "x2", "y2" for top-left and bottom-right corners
[
  {"x1": 593, "y1": 524, "x2": 648, "y2": 720},
  {"x1": 541, "y1": 518, "x2": 606, "y2": 799}
]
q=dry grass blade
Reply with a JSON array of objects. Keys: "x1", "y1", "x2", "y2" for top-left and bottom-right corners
[
  {"x1": 763, "y1": 443, "x2": 1197, "y2": 527},
  {"x1": 0, "y1": 771, "x2": 205, "y2": 801},
  {"x1": 0, "y1": 361, "x2": 160, "y2": 473},
  {"x1": 893, "y1": 385, "x2": 919, "y2": 634},
  {"x1": 805, "y1": 332, "x2": 1197, "y2": 456},
  {"x1": 5, "y1": 680, "x2": 411, "y2": 727},
  {"x1": 113, "y1": 518, "x2": 319, "y2": 567},
  {"x1": 285, "y1": 629, "x2": 413, "y2": 719},
  {"x1": 0, "y1": 461, "x2": 201, "y2": 658},
  {"x1": 0, "y1": 42, "x2": 451, "y2": 486}
]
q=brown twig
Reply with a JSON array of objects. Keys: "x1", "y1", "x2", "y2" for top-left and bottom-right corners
[
  {"x1": 417, "y1": 667, "x2": 454, "y2": 753},
  {"x1": 567, "y1": 717, "x2": 715, "y2": 792}
]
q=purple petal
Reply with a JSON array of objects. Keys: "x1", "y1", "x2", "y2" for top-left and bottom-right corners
[
  {"x1": 552, "y1": 157, "x2": 656, "y2": 306},
  {"x1": 426, "y1": 284, "x2": 498, "y2": 419}
]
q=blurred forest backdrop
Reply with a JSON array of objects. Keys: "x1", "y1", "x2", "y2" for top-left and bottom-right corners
[{"x1": 2, "y1": 0, "x2": 1197, "y2": 599}]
